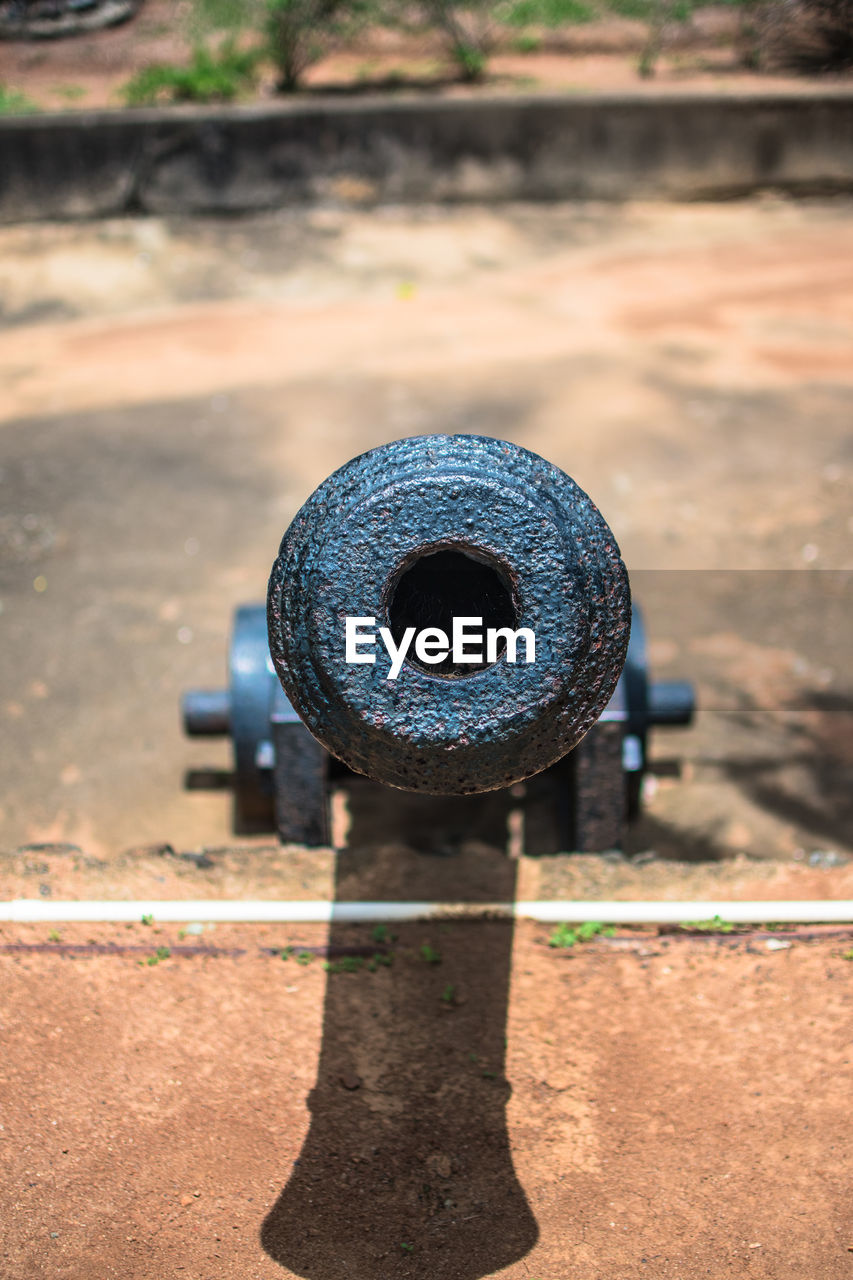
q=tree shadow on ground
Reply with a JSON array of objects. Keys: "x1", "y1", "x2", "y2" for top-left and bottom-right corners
[
  {"x1": 624, "y1": 810, "x2": 728, "y2": 863},
  {"x1": 301, "y1": 74, "x2": 461, "y2": 96},
  {"x1": 261, "y1": 786, "x2": 538, "y2": 1279},
  {"x1": 710, "y1": 687, "x2": 853, "y2": 851}
]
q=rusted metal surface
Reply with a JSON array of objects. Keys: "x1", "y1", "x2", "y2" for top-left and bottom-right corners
[
  {"x1": 565, "y1": 712, "x2": 627, "y2": 852},
  {"x1": 271, "y1": 682, "x2": 330, "y2": 845},
  {"x1": 268, "y1": 434, "x2": 631, "y2": 796},
  {"x1": 181, "y1": 437, "x2": 695, "y2": 845}
]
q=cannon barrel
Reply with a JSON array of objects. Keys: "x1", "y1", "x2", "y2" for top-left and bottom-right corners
[{"x1": 267, "y1": 434, "x2": 632, "y2": 796}]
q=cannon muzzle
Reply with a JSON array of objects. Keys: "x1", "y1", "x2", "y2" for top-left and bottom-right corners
[{"x1": 267, "y1": 434, "x2": 631, "y2": 796}]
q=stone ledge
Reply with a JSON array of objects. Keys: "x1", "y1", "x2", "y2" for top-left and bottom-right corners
[{"x1": 1, "y1": 90, "x2": 852, "y2": 222}]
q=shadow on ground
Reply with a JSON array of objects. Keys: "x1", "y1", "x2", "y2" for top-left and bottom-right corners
[
  {"x1": 711, "y1": 686, "x2": 853, "y2": 851},
  {"x1": 260, "y1": 804, "x2": 539, "y2": 1279}
]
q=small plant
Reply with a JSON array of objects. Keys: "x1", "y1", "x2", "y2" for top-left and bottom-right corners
[
  {"x1": 143, "y1": 945, "x2": 172, "y2": 966},
  {"x1": 123, "y1": 38, "x2": 261, "y2": 106},
  {"x1": 420, "y1": 0, "x2": 499, "y2": 82},
  {"x1": 481, "y1": 1068, "x2": 498, "y2": 1079},
  {"x1": 420, "y1": 943, "x2": 442, "y2": 965},
  {"x1": 295, "y1": 949, "x2": 315, "y2": 965},
  {"x1": 634, "y1": 0, "x2": 674, "y2": 78},
  {"x1": 679, "y1": 915, "x2": 735, "y2": 934},
  {"x1": 266, "y1": 0, "x2": 365, "y2": 93},
  {"x1": 441, "y1": 983, "x2": 456, "y2": 1003},
  {"x1": 48, "y1": 930, "x2": 61, "y2": 943},
  {"x1": 842, "y1": 948, "x2": 853, "y2": 961},
  {"x1": 0, "y1": 85, "x2": 39, "y2": 115},
  {"x1": 512, "y1": 30, "x2": 542, "y2": 51},
  {"x1": 548, "y1": 921, "x2": 614, "y2": 948},
  {"x1": 453, "y1": 41, "x2": 488, "y2": 79},
  {"x1": 280, "y1": 945, "x2": 295, "y2": 959},
  {"x1": 400, "y1": 1242, "x2": 414, "y2": 1253},
  {"x1": 549, "y1": 923, "x2": 576, "y2": 948},
  {"x1": 637, "y1": 32, "x2": 661, "y2": 76},
  {"x1": 324, "y1": 955, "x2": 365, "y2": 973},
  {"x1": 370, "y1": 923, "x2": 396, "y2": 944},
  {"x1": 141, "y1": 914, "x2": 154, "y2": 926}
]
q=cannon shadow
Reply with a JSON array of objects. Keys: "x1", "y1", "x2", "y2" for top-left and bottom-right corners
[{"x1": 260, "y1": 784, "x2": 539, "y2": 1279}]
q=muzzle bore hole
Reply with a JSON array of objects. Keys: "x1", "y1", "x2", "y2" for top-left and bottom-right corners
[{"x1": 387, "y1": 548, "x2": 518, "y2": 677}]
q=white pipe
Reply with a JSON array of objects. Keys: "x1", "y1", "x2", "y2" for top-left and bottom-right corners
[{"x1": 0, "y1": 899, "x2": 852, "y2": 925}]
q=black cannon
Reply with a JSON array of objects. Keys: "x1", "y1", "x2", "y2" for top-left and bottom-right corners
[{"x1": 183, "y1": 435, "x2": 694, "y2": 851}]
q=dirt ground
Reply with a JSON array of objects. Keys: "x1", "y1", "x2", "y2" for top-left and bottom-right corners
[
  {"x1": 2, "y1": 0, "x2": 852, "y2": 110},
  {"x1": 0, "y1": 197, "x2": 852, "y2": 1277},
  {"x1": 2, "y1": 904, "x2": 853, "y2": 1279}
]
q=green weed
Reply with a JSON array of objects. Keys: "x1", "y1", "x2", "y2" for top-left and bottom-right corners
[
  {"x1": 324, "y1": 955, "x2": 366, "y2": 973},
  {"x1": 548, "y1": 921, "x2": 614, "y2": 948},
  {"x1": 452, "y1": 41, "x2": 488, "y2": 79},
  {"x1": 0, "y1": 85, "x2": 39, "y2": 115},
  {"x1": 680, "y1": 915, "x2": 736, "y2": 933},
  {"x1": 420, "y1": 943, "x2": 442, "y2": 965},
  {"x1": 123, "y1": 39, "x2": 260, "y2": 106}
]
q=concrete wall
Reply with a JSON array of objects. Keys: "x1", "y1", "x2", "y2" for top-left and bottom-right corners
[{"x1": 1, "y1": 91, "x2": 852, "y2": 221}]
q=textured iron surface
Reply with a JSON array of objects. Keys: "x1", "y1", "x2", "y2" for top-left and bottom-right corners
[
  {"x1": 271, "y1": 686, "x2": 330, "y2": 846},
  {"x1": 567, "y1": 718, "x2": 627, "y2": 852},
  {"x1": 267, "y1": 434, "x2": 631, "y2": 796}
]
